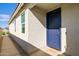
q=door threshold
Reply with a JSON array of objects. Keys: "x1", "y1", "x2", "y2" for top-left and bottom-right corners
[{"x1": 40, "y1": 46, "x2": 63, "y2": 56}]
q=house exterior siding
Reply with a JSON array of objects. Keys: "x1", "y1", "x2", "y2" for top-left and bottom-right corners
[
  {"x1": 28, "y1": 6, "x2": 47, "y2": 48},
  {"x1": 9, "y1": 8, "x2": 29, "y2": 41},
  {"x1": 61, "y1": 4, "x2": 79, "y2": 55},
  {"x1": 9, "y1": 3, "x2": 79, "y2": 55}
]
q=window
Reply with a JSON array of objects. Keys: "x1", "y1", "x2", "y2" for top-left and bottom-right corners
[{"x1": 21, "y1": 11, "x2": 25, "y2": 33}]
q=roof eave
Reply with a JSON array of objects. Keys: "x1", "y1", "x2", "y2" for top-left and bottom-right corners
[{"x1": 8, "y1": 3, "x2": 24, "y2": 24}]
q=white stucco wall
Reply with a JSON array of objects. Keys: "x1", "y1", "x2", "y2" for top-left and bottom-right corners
[
  {"x1": 9, "y1": 4, "x2": 79, "y2": 55},
  {"x1": 9, "y1": 9, "x2": 29, "y2": 42},
  {"x1": 28, "y1": 6, "x2": 47, "y2": 48},
  {"x1": 9, "y1": 21, "x2": 15, "y2": 34},
  {"x1": 9, "y1": 8, "x2": 49, "y2": 55},
  {"x1": 61, "y1": 4, "x2": 79, "y2": 55},
  {"x1": 27, "y1": 4, "x2": 79, "y2": 55}
]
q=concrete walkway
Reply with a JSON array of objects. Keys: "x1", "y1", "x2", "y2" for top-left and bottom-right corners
[
  {"x1": 0, "y1": 36, "x2": 50, "y2": 56},
  {"x1": 0, "y1": 36, "x2": 65, "y2": 56},
  {"x1": 0, "y1": 36, "x2": 28, "y2": 56}
]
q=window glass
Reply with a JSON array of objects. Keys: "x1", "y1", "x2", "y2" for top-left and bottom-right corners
[
  {"x1": 22, "y1": 24, "x2": 25, "y2": 33},
  {"x1": 21, "y1": 12, "x2": 25, "y2": 23},
  {"x1": 21, "y1": 11, "x2": 25, "y2": 33}
]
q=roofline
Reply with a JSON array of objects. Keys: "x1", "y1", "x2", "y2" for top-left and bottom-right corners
[
  {"x1": 8, "y1": 3, "x2": 24, "y2": 24},
  {"x1": 8, "y1": 3, "x2": 19, "y2": 23}
]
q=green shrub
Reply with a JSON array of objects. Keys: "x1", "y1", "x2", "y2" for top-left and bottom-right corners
[
  {"x1": 0, "y1": 32, "x2": 3, "y2": 36},
  {"x1": 3, "y1": 32, "x2": 5, "y2": 35}
]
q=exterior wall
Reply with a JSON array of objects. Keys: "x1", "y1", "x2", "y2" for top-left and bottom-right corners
[
  {"x1": 10, "y1": 33, "x2": 49, "y2": 55},
  {"x1": 9, "y1": 3, "x2": 79, "y2": 55},
  {"x1": 9, "y1": 21, "x2": 15, "y2": 34},
  {"x1": 28, "y1": 6, "x2": 47, "y2": 48},
  {"x1": 61, "y1": 4, "x2": 79, "y2": 55},
  {"x1": 9, "y1": 7, "x2": 47, "y2": 54},
  {"x1": 9, "y1": 9, "x2": 29, "y2": 42},
  {"x1": 9, "y1": 9, "x2": 29, "y2": 52}
]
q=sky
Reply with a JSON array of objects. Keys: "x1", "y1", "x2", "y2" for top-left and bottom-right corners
[{"x1": 0, "y1": 3, "x2": 18, "y2": 28}]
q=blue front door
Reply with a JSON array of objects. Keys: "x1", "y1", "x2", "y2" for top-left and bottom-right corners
[{"x1": 47, "y1": 8, "x2": 61, "y2": 50}]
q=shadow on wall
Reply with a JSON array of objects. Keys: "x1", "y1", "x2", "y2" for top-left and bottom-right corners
[
  {"x1": 9, "y1": 36, "x2": 29, "y2": 56},
  {"x1": 30, "y1": 6, "x2": 46, "y2": 28},
  {"x1": 9, "y1": 34, "x2": 50, "y2": 56}
]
